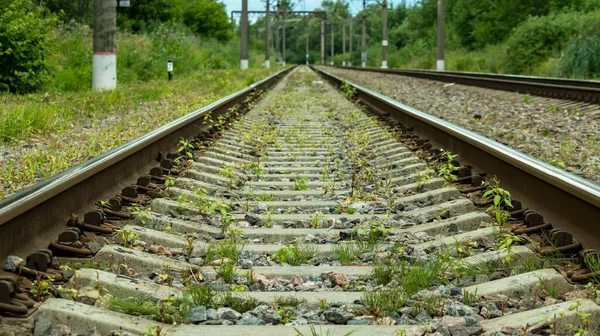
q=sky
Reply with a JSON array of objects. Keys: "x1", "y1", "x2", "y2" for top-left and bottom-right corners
[{"x1": 222, "y1": 0, "x2": 418, "y2": 17}]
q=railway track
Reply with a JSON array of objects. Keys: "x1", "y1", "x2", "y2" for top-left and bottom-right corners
[
  {"x1": 1, "y1": 66, "x2": 600, "y2": 336},
  {"x1": 334, "y1": 66, "x2": 600, "y2": 105}
]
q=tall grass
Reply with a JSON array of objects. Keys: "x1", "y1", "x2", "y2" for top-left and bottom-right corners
[{"x1": 43, "y1": 23, "x2": 267, "y2": 92}]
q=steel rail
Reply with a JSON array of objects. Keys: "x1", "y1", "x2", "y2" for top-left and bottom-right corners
[
  {"x1": 315, "y1": 66, "x2": 600, "y2": 250},
  {"x1": 331, "y1": 66, "x2": 600, "y2": 104},
  {"x1": 0, "y1": 67, "x2": 293, "y2": 261}
]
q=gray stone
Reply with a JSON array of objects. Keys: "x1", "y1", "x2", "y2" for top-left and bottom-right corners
[
  {"x1": 33, "y1": 316, "x2": 53, "y2": 336},
  {"x1": 479, "y1": 305, "x2": 502, "y2": 319},
  {"x1": 189, "y1": 306, "x2": 208, "y2": 324},
  {"x1": 237, "y1": 314, "x2": 264, "y2": 325},
  {"x1": 206, "y1": 308, "x2": 218, "y2": 320},
  {"x1": 358, "y1": 252, "x2": 376, "y2": 262},
  {"x1": 324, "y1": 309, "x2": 354, "y2": 324},
  {"x1": 190, "y1": 247, "x2": 207, "y2": 258},
  {"x1": 61, "y1": 269, "x2": 75, "y2": 281},
  {"x1": 351, "y1": 202, "x2": 371, "y2": 214},
  {"x1": 435, "y1": 316, "x2": 466, "y2": 330},
  {"x1": 347, "y1": 319, "x2": 370, "y2": 325},
  {"x1": 189, "y1": 257, "x2": 204, "y2": 265},
  {"x1": 474, "y1": 274, "x2": 489, "y2": 284},
  {"x1": 251, "y1": 305, "x2": 280, "y2": 325},
  {"x1": 395, "y1": 314, "x2": 418, "y2": 325},
  {"x1": 445, "y1": 302, "x2": 475, "y2": 317},
  {"x1": 218, "y1": 307, "x2": 242, "y2": 321},
  {"x1": 415, "y1": 311, "x2": 433, "y2": 323},
  {"x1": 87, "y1": 242, "x2": 102, "y2": 254},
  {"x1": 245, "y1": 213, "x2": 263, "y2": 226},
  {"x1": 4, "y1": 255, "x2": 23, "y2": 272},
  {"x1": 75, "y1": 289, "x2": 100, "y2": 305},
  {"x1": 464, "y1": 315, "x2": 479, "y2": 327},
  {"x1": 448, "y1": 325, "x2": 484, "y2": 336},
  {"x1": 449, "y1": 285, "x2": 462, "y2": 297},
  {"x1": 241, "y1": 259, "x2": 254, "y2": 269}
]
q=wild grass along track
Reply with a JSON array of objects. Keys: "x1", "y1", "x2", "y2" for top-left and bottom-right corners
[{"x1": 1, "y1": 66, "x2": 600, "y2": 336}]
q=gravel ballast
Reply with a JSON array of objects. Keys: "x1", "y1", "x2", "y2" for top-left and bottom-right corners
[{"x1": 319, "y1": 67, "x2": 600, "y2": 185}]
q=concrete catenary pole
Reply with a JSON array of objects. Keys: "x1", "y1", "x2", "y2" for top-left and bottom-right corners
[
  {"x1": 437, "y1": 0, "x2": 445, "y2": 71},
  {"x1": 330, "y1": 23, "x2": 334, "y2": 65},
  {"x1": 265, "y1": 0, "x2": 271, "y2": 68},
  {"x1": 342, "y1": 22, "x2": 346, "y2": 66},
  {"x1": 306, "y1": 27, "x2": 309, "y2": 65},
  {"x1": 92, "y1": 0, "x2": 117, "y2": 90},
  {"x1": 321, "y1": 19, "x2": 325, "y2": 65},
  {"x1": 240, "y1": 0, "x2": 249, "y2": 70},
  {"x1": 349, "y1": 17, "x2": 353, "y2": 66},
  {"x1": 275, "y1": 3, "x2": 280, "y2": 65},
  {"x1": 361, "y1": 0, "x2": 367, "y2": 67},
  {"x1": 381, "y1": 0, "x2": 388, "y2": 68},
  {"x1": 282, "y1": 11, "x2": 286, "y2": 65}
]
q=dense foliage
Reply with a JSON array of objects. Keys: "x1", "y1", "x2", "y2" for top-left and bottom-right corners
[
  {"x1": 0, "y1": 0, "x2": 57, "y2": 93},
  {"x1": 0, "y1": 0, "x2": 242, "y2": 93}
]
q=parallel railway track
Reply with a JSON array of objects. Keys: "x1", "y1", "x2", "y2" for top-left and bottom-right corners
[
  {"x1": 334, "y1": 66, "x2": 600, "y2": 105},
  {"x1": 1, "y1": 66, "x2": 600, "y2": 336}
]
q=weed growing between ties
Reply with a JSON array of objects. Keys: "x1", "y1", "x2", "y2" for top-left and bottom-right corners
[
  {"x1": 362, "y1": 287, "x2": 407, "y2": 317},
  {"x1": 275, "y1": 243, "x2": 319, "y2": 266},
  {"x1": 109, "y1": 296, "x2": 185, "y2": 324},
  {"x1": 183, "y1": 283, "x2": 258, "y2": 314},
  {"x1": 294, "y1": 325, "x2": 359, "y2": 336},
  {"x1": 275, "y1": 295, "x2": 307, "y2": 307},
  {"x1": 331, "y1": 239, "x2": 381, "y2": 264}
]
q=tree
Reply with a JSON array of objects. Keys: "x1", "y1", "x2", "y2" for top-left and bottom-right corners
[
  {"x1": 181, "y1": 0, "x2": 233, "y2": 42},
  {"x1": 44, "y1": 0, "x2": 93, "y2": 25},
  {"x1": 0, "y1": 0, "x2": 57, "y2": 93},
  {"x1": 117, "y1": 0, "x2": 175, "y2": 32}
]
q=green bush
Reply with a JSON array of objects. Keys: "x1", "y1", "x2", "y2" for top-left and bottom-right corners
[
  {"x1": 0, "y1": 0, "x2": 57, "y2": 93},
  {"x1": 558, "y1": 13, "x2": 600, "y2": 78},
  {"x1": 559, "y1": 35, "x2": 600, "y2": 78},
  {"x1": 504, "y1": 13, "x2": 579, "y2": 74}
]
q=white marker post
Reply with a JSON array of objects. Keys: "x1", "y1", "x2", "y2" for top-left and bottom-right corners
[
  {"x1": 381, "y1": 40, "x2": 388, "y2": 69},
  {"x1": 92, "y1": 0, "x2": 117, "y2": 90},
  {"x1": 167, "y1": 60, "x2": 173, "y2": 81}
]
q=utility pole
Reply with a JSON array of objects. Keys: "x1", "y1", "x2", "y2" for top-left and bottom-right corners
[
  {"x1": 265, "y1": 0, "x2": 270, "y2": 68},
  {"x1": 349, "y1": 17, "x2": 353, "y2": 66},
  {"x1": 321, "y1": 19, "x2": 325, "y2": 65},
  {"x1": 275, "y1": 2, "x2": 280, "y2": 65},
  {"x1": 306, "y1": 27, "x2": 309, "y2": 65},
  {"x1": 437, "y1": 0, "x2": 445, "y2": 71},
  {"x1": 282, "y1": 11, "x2": 286, "y2": 65},
  {"x1": 343, "y1": 22, "x2": 346, "y2": 66},
  {"x1": 361, "y1": 0, "x2": 367, "y2": 67},
  {"x1": 92, "y1": 0, "x2": 117, "y2": 90},
  {"x1": 331, "y1": 23, "x2": 334, "y2": 65},
  {"x1": 240, "y1": 0, "x2": 248, "y2": 70},
  {"x1": 381, "y1": 0, "x2": 388, "y2": 68}
]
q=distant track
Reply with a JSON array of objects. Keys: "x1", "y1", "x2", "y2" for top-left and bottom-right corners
[{"x1": 332, "y1": 66, "x2": 600, "y2": 104}]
